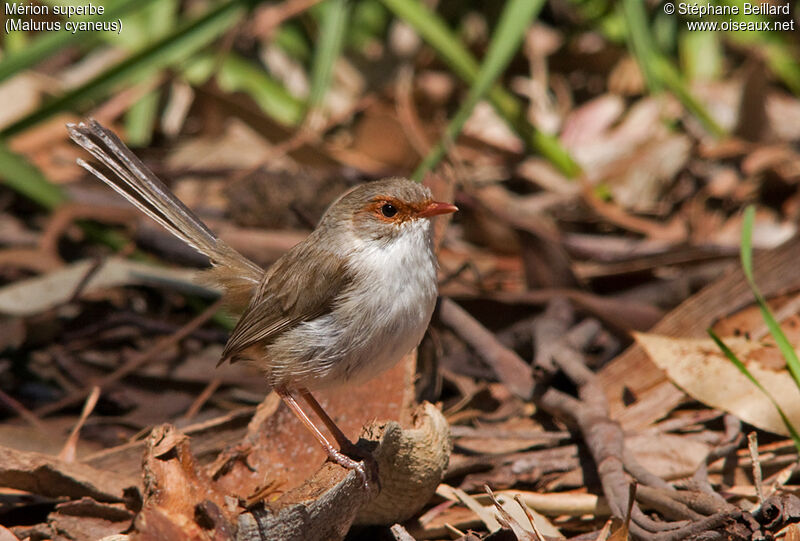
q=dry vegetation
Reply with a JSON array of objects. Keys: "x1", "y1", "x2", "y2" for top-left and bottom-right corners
[{"x1": 1, "y1": 0, "x2": 800, "y2": 539}]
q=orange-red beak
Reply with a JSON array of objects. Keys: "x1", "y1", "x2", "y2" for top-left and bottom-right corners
[{"x1": 418, "y1": 201, "x2": 458, "y2": 218}]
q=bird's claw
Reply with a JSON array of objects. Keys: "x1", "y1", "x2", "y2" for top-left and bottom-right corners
[{"x1": 326, "y1": 447, "x2": 378, "y2": 491}]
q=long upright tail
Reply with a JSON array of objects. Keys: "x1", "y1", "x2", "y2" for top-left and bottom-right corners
[{"x1": 67, "y1": 119, "x2": 263, "y2": 303}]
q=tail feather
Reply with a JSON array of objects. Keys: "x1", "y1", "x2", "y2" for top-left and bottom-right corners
[{"x1": 68, "y1": 119, "x2": 264, "y2": 298}]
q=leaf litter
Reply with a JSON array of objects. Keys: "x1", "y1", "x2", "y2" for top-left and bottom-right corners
[{"x1": 2, "y1": 4, "x2": 800, "y2": 541}]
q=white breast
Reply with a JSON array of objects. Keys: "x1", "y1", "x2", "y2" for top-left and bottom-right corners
[{"x1": 268, "y1": 219, "x2": 438, "y2": 390}]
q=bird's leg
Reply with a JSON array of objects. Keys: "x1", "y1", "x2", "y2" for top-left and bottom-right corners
[
  {"x1": 298, "y1": 388, "x2": 361, "y2": 454},
  {"x1": 299, "y1": 388, "x2": 380, "y2": 486},
  {"x1": 274, "y1": 387, "x2": 368, "y2": 485}
]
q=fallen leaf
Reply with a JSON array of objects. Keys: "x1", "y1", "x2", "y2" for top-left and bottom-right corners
[
  {"x1": 767, "y1": 93, "x2": 800, "y2": 141},
  {"x1": 0, "y1": 74, "x2": 43, "y2": 130},
  {"x1": 0, "y1": 525, "x2": 20, "y2": 541},
  {"x1": 136, "y1": 424, "x2": 234, "y2": 540},
  {"x1": 607, "y1": 134, "x2": 691, "y2": 212},
  {"x1": 0, "y1": 258, "x2": 210, "y2": 317},
  {"x1": 0, "y1": 445, "x2": 138, "y2": 502},
  {"x1": 463, "y1": 101, "x2": 524, "y2": 153},
  {"x1": 781, "y1": 522, "x2": 800, "y2": 541},
  {"x1": 560, "y1": 94, "x2": 624, "y2": 148},
  {"x1": 494, "y1": 493, "x2": 562, "y2": 539},
  {"x1": 635, "y1": 333, "x2": 800, "y2": 436},
  {"x1": 47, "y1": 498, "x2": 134, "y2": 541},
  {"x1": 624, "y1": 433, "x2": 709, "y2": 479}
]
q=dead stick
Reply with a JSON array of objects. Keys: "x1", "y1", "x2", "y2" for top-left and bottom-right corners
[
  {"x1": 438, "y1": 297, "x2": 534, "y2": 400},
  {"x1": 0, "y1": 388, "x2": 47, "y2": 433},
  {"x1": 184, "y1": 377, "x2": 222, "y2": 420},
  {"x1": 35, "y1": 298, "x2": 224, "y2": 417}
]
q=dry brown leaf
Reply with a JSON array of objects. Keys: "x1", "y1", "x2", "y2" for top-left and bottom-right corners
[
  {"x1": 0, "y1": 445, "x2": 138, "y2": 502},
  {"x1": 441, "y1": 485, "x2": 502, "y2": 531},
  {"x1": 0, "y1": 74, "x2": 43, "y2": 130},
  {"x1": 690, "y1": 80, "x2": 740, "y2": 133},
  {"x1": 709, "y1": 210, "x2": 795, "y2": 249},
  {"x1": 593, "y1": 519, "x2": 613, "y2": 541},
  {"x1": 560, "y1": 94, "x2": 624, "y2": 148},
  {"x1": 486, "y1": 488, "x2": 541, "y2": 541},
  {"x1": 435, "y1": 486, "x2": 563, "y2": 539},
  {"x1": 0, "y1": 525, "x2": 21, "y2": 541},
  {"x1": 135, "y1": 424, "x2": 234, "y2": 540},
  {"x1": 767, "y1": 93, "x2": 800, "y2": 141},
  {"x1": 608, "y1": 56, "x2": 645, "y2": 96},
  {"x1": 601, "y1": 235, "x2": 800, "y2": 430},
  {"x1": 493, "y1": 492, "x2": 562, "y2": 539},
  {"x1": 781, "y1": 522, "x2": 800, "y2": 541},
  {"x1": 406, "y1": 504, "x2": 481, "y2": 539},
  {"x1": 463, "y1": 101, "x2": 524, "y2": 153},
  {"x1": 493, "y1": 490, "x2": 609, "y2": 517},
  {"x1": 167, "y1": 119, "x2": 275, "y2": 171},
  {"x1": 0, "y1": 258, "x2": 207, "y2": 317},
  {"x1": 516, "y1": 158, "x2": 578, "y2": 195},
  {"x1": 624, "y1": 433, "x2": 709, "y2": 480},
  {"x1": 453, "y1": 417, "x2": 551, "y2": 455},
  {"x1": 47, "y1": 498, "x2": 134, "y2": 541},
  {"x1": 565, "y1": 98, "x2": 666, "y2": 180},
  {"x1": 606, "y1": 517, "x2": 630, "y2": 541},
  {"x1": 606, "y1": 134, "x2": 691, "y2": 212},
  {"x1": 635, "y1": 333, "x2": 800, "y2": 436}
]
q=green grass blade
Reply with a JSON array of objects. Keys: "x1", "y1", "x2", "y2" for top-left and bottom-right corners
[
  {"x1": 708, "y1": 329, "x2": 800, "y2": 450},
  {"x1": 0, "y1": 0, "x2": 159, "y2": 83},
  {"x1": 740, "y1": 205, "x2": 800, "y2": 386},
  {"x1": 183, "y1": 49, "x2": 302, "y2": 127},
  {"x1": 379, "y1": 0, "x2": 476, "y2": 82},
  {"x1": 4, "y1": 22, "x2": 29, "y2": 53},
  {"x1": 125, "y1": 83, "x2": 161, "y2": 146},
  {"x1": 413, "y1": 0, "x2": 544, "y2": 180},
  {"x1": 680, "y1": 31, "x2": 722, "y2": 82},
  {"x1": 740, "y1": 205, "x2": 757, "y2": 286},
  {"x1": 621, "y1": 0, "x2": 660, "y2": 91},
  {"x1": 721, "y1": 0, "x2": 800, "y2": 95},
  {"x1": 621, "y1": 0, "x2": 725, "y2": 138},
  {"x1": 0, "y1": 144, "x2": 148, "y2": 253},
  {"x1": 1, "y1": 0, "x2": 253, "y2": 138},
  {"x1": 122, "y1": 0, "x2": 179, "y2": 146},
  {"x1": 273, "y1": 23, "x2": 312, "y2": 62},
  {"x1": 348, "y1": 0, "x2": 389, "y2": 52},
  {"x1": 210, "y1": 53, "x2": 304, "y2": 127},
  {"x1": 0, "y1": 143, "x2": 66, "y2": 209},
  {"x1": 306, "y1": 0, "x2": 350, "y2": 119},
  {"x1": 380, "y1": 0, "x2": 580, "y2": 177}
]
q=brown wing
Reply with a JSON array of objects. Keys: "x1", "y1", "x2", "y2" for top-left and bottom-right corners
[{"x1": 219, "y1": 237, "x2": 351, "y2": 365}]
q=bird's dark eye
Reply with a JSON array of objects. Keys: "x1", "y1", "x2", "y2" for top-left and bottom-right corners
[{"x1": 381, "y1": 203, "x2": 397, "y2": 217}]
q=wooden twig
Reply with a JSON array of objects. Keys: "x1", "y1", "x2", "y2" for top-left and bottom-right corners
[
  {"x1": 34, "y1": 298, "x2": 225, "y2": 417},
  {"x1": 58, "y1": 386, "x2": 101, "y2": 463},
  {"x1": 438, "y1": 297, "x2": 535, "y2": 400},
  {"x1": 0, "y1": 388, "x2": 47, "y2": 433},
  {"x1": 533, "y1": 299, "x2": 749, "y2": 539},
  {"x1": 184, "y1": 377, "x2": 222, "y2": 420}
]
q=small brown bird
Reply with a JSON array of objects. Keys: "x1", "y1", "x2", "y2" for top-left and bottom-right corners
[{"x1": 68, "y1": 120, "x2": 456, "y2": 482}]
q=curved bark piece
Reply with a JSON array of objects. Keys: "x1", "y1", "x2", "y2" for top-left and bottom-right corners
[
  {"x1": 237, "y1": 465, "x2": 374, "y2": 541},
  {"x1": 237, "y1": 402, "x2": 451, "y2": 540},
  {"x1": 356, "y1": 402, "x2": 452, "y2": 525}
]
